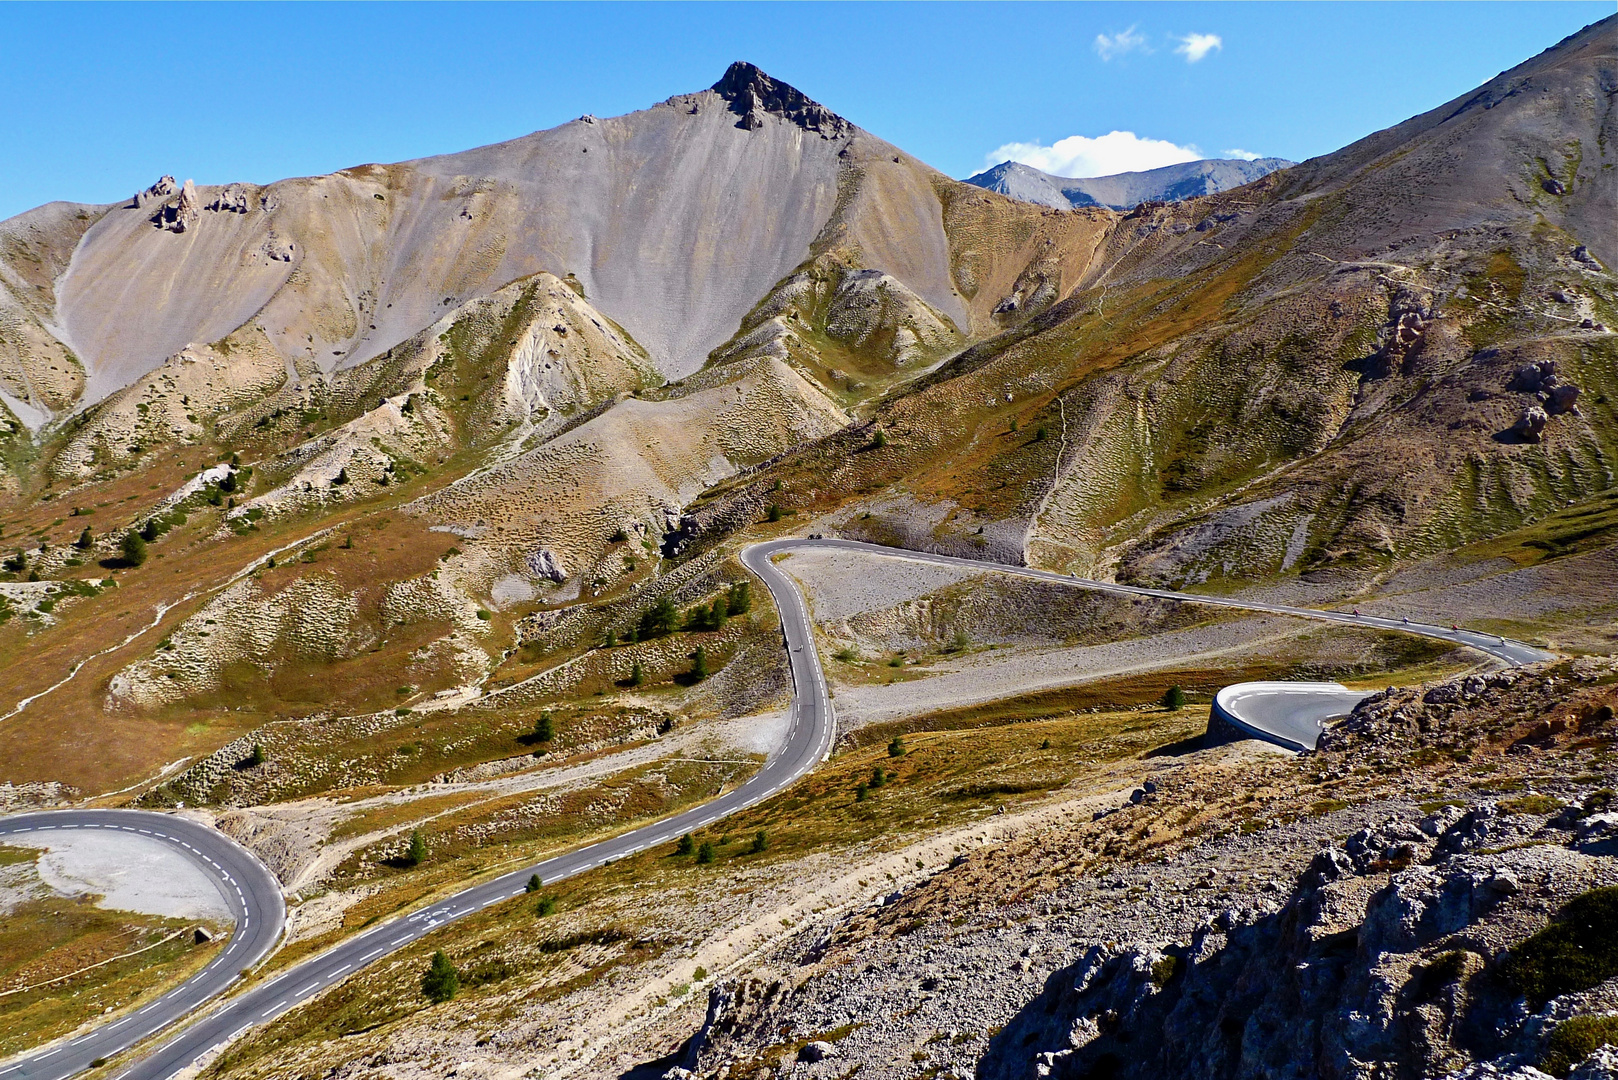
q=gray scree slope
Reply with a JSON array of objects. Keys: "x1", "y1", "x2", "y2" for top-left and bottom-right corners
[{"x1": 21, "y1": 63, "x2": 971, "y2": 410}]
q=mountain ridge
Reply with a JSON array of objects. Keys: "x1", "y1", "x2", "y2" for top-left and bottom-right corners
[{"x1": 964, "y1": 155, "x2": 1295, "y2": 211}]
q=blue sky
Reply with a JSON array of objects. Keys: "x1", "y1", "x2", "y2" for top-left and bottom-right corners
[{"x1": 0, "y1": 1, "x2": 1607, "y2": 221}]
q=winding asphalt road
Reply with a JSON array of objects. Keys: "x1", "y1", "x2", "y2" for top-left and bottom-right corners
[
  {"x1": 0, "y1": 537, "x2": 1554, "y2": 1080},
  {"x1": 0, "y1": 812, "x2": 283, "y2": 1080}
]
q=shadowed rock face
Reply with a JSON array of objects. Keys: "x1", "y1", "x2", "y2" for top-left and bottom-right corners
[{"x1": 712, "y1": 60, "x2": 853, "y2": 138}]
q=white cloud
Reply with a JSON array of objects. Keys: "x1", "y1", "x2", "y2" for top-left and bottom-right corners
[
  {"x1": 1223, "y1": 148, "x2": 1262, "y2": 161},
  {"x1": 1174, "y1": 32, "x2": 1223, "y2": 63},
  {"x1": 1093, "y1": 25, "x2": 1148, "y2": 61},
  {"x1": 986, "y1": 131, "x2": 1203, "y2": 179}
]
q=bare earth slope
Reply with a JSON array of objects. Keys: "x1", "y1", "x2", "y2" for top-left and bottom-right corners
[{"x1": 3, "y1": 63, "x2": 975, "y2": 423}]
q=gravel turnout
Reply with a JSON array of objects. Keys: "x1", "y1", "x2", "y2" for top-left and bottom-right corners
[{"x1": 7, "y1": 830, "x2": 233, "y2": 922}]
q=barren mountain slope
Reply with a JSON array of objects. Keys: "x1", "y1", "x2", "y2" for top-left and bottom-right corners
[{"x1": 1, "y1": 62, "x2": 989, "y2": 427}]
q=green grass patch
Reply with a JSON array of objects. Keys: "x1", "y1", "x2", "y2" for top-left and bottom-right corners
[{"x1": 1504, "y1": 887, "x2": 1618, "y2": 1007}]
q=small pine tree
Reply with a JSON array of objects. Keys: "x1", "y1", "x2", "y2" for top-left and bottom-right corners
[
  {"x1": 766, "y1": 503, "x2": 782, "y2": 523},
  {"x1": 728, "y1": 580, "x2": 751, "y2": 614},
  {"x1": 526, "y1": 873, "x2": 542, "y2": 893},
  {"x1": 690, "y1": 647, "x2": 708, "y2": 682},
  {"x1": 341, "y1": 534, "x2": 353, "y2": 549},
  {"x1": 1009, "y1": 417, "x2": 1019, "y2": 432},
  {"x1": 139, "y1": 520, "x2": 160, "y2": 542},
  {"x1": 676, "y1": 833, "x2": 695, "y2": 856},
  {"x1": 682, "y1": 603, "x2": 708, "y2": 632},
  {"x1": 771, "y1": 478, "x2": 782, "y2": 492},
  {"x1": 1162, "y1": 685, "x2": 1186, "y2": 711},
  {"x1": 696, "y1": 840, "x2": 716, "y2": 864},
  {"x1": 421, "y1": 950, "x2": 459, "y2": 1003},
  {"x1": 871, "y1": 429, "x2": 887, "y2": 448},
  {"x1": 1041, "y1": 738, "x2": 1052, "y2": 750},
  {"x1": 75, "y1": 526, "x2": 93, "y2": 550},
  {"x1": 629, "y1": 660, "x2": 645, "y2": 687},
  {"x1": 710, "y1": 593, "x2": 729, "y2": 625},
  {"x1": 1034, "y1": 426, "x2": 1047, "y2": 442},
  {"x1": 603, "y1": 628, "x2": 616, "y2": 648},
  {"x1": 333, "y1": 467, "x2": 349, "y2": 486},
  {"x1": 888, "y1": 735, "x2": 906, "y2": 758},
  {"x1": 639, "y1": 595, "x2": 678, "y2": 638},
  {"x1": 870, "y1": 766, "x2": 887, "y2": 789},
  {"x1": 534, "y1": 712, "x2": 554, "y2": 743},
  {"x1": 750, "y1": 830, "x2": 768, "y2": 854},
  {"x1": 121, "y1": 531, "x2": 148, "y2": 567},
  {"x1": 855, "y1": 783, "x2": 869, "y2": 802},
  {"x1": 609, "y1": 527, "x2": 629, "y2": 543},
  {"x1": 246, "y1": 743, "x2": 266, "y2": 768},
  {"x1": 405, "y1": 828, "x2": 428, "y2": 867},
  {"x1": 536, "y1": 895, "x2": 557, "y2": 916}
]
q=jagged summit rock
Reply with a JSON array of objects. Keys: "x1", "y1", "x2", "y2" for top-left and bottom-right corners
[
  {"x1": 965, "y1": 156, "x2": 1294, "y2": 211},
  {"x1": 132, "y1": 175, "x2": 178, "y2": 208},
  {"x1": 711, "y1": 60, "x2": 853, "y2": 138},
  {"x1": 151, "y1": 178, "x2": 202, "y2": 233}
]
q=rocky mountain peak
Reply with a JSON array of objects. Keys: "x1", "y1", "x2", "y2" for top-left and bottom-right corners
[{"x1": 711, "y1": 60, "x2": 853, "y2": 138}]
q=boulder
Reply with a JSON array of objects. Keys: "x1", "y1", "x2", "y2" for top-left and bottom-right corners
[
  {"x1": 1513, "y1": 406, "x2": 1548, "y2": 443},
  {"x1": 525, "y1": 548, "x2": 567, "y2": 583},
  {"x1": 1542, "y1": 177, "x2": 1567, "y2": 195},
  {"x1": 1548, "y1": 384, "x2": 1582, "y2": 414},
  {"x1": 1509, "y1": 360, "x2": 1559, "y2": 394},
  {"x1": 798, "y1": 1041, "x2": 837, "y2": 1063}
]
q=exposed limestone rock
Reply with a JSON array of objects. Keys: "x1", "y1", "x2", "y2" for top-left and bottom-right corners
[
  {"x1": 526, "y1": 548, "x2": 567, "y2": 583},
  {"x1": 261, "y1": 233, "x2": 295, "y2": 262},
  {"x1": 208, "y1": 183, "x2": 253, "y2": 214},
  {"x1": 151, "y1": 178, "x2": 202, "y2": 233},
  {"x1": 132, "y1": 175, "x2": 178, "y2": 207}
]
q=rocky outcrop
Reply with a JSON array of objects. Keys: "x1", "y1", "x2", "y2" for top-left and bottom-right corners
[
  {"x1": 261, "y1": 232, "x2": 295, "y2": 262},
  {"x1": 1511, "y1": 360, "x2": 1561, "y2": 394},
  {"x1": 1373, "y1": 286, "x2": 1431, "y2": 377},
  {"x1": 525, "y1": 548, "x2": 567, "y2": 583},
  {"x1": 1508, "y1": 360, "x2": 1582, "y2": 427},
  {"x1": 132, "y1": 175, "x2": 178, "y2": 207},
  {"x1": 980, "y1": 809, "x2": 1618, "y2": 1080},
  {"x1": 151, "y1": 178, "x2": 202, "y2": 233},
  {"x1": 208, "y1": 182, "x2": 252, "y2": 214},
  {"x1": 712, "y1": 61, "x2": 853, "y2": 138}
]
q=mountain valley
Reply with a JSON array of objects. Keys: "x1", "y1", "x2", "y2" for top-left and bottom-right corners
[{"x1": 0, "y1": 17, "x2": 1615, "y2": 1080}]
